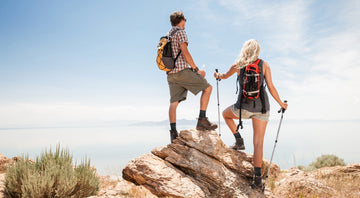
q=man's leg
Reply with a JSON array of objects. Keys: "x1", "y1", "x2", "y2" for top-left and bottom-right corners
[
  {"x1": 200, "y1": 85, "x2": 212, "y2": 111},
  {"x1": 177, "y1": 69, "x2": 216, "y2": 130},
  {"x1": 169, "y1": 101, "x2": 179, "y2": 124},
  {"x1": 196, "y1": 85, "x2": 217, "y2": 130},
  {"x1": 169, "y1": 101, "x2": 179, "y2": 143}
]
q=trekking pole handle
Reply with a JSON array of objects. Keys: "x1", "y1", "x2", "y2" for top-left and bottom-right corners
[
  {"x1": 215, "y1": 69, "x2": 221, "y2": 81},
  {"x1": 278, "y1": 100, "x2": 287, "y2": 113}
]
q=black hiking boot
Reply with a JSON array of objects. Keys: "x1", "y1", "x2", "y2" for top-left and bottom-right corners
[
  {"x1": 170, "y1": 130, "x2": 178, "y2": 143},
  {"x1": 250, "y1": 175, "x2": 263, "y2": 189},
  {"x1": 196, "y1": 117, "x2": 218, "y2": 131},
  {"x1": 229, "y1": 137, "x2": 245, "y2": 150}
]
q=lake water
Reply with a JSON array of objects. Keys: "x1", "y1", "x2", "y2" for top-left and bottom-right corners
[{"x1": 0, "y1": 119, "x2": 359, "y2": 175}]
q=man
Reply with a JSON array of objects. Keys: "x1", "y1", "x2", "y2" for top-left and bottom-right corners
[{"x1": 167, "y1": 11, "x2": 217, "y2": 143}]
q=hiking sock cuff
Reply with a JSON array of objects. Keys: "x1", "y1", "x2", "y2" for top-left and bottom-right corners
[
  {"x1": 234, "y1": 132, "x2": 242, "y2": 138},
  {"x1": 254, "y1": 167, "x2": 261, "y2": 176},
  {"x1": 199, "y1": 110, "x2": 206, "y2": 118},
  {"x1": 170, "y1": 123, "x2": 177, "y2": 131}
]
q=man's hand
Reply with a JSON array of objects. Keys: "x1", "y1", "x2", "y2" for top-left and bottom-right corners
[{"x1": 198, "y1": 69, "x2": 205, "y2": 77}]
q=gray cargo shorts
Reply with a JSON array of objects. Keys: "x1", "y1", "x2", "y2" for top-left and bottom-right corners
[{"x1": 231, "y1": 105, "x2": 270, "y2": 122}]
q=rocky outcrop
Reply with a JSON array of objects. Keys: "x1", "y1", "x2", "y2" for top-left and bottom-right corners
[
  {"x1": 122, "y1": 129, "x2": 279, "y2": 198},
  {"x1": 2, "y1": 133, "x2": 360, "y2": 197},
  {"x1": 0, "y1": 153, "x2": 30, "y2": 198},
  {"x1": 0, "y1": 154, "x2": 24, "y2": 174},
  {"x1": 0, "y1": 154, "x2": 12, "y2": 174},
  {"x1": 274, "y1": 164, "x2": 360, "y2": 198},
  {"x1": 0, "y1": 153, "x2": 11, "y2": 198},
  {"x1": 0, "y1": 173, "x2": 5, "y2": 198},
  {"x1": 274, "y1": 167, "x2": 335, "y2": 197}
]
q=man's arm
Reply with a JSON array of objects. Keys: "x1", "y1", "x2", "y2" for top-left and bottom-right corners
[{"x1": 180, "y1": 42, "x2": 198, "y2": 71}]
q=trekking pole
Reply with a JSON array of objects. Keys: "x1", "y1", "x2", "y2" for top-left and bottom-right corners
[
  {"x1": 215, "y1": 69, "x2": 221, "y2": 136},
  {"x1": 262, "y1": 100, "x2": 287, "y2": 193}
]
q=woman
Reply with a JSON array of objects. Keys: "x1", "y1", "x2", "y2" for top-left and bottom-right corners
[{"x1": 214, "y1": 39, "x2": 287, "y2": 188}]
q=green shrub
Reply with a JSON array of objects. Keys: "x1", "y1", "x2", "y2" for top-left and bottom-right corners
[
  {"x1": 4, "y1": 145, "x2": 100, "y2": 198},
  {"x1": 310, "y1": 154, "x2": 346, "y2": 169},
  {"x1": 298, "y1": 154, "x2": 346, "y2": 172}
]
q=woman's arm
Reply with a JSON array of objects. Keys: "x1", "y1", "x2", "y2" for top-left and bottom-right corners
[
  {"x1": 213, "y1": 64, "x2": 238, "y2": 80},
  {"x1": 263, "y1": 61, "x2": 288, "y2": 110}
]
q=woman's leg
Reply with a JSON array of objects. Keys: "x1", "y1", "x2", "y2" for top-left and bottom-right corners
[
  {"x1": 252, "y1": 118, "x2": 268, "y2": 167},
  {"x1": 223, "y1": 106, "x2": 245, "y2": 150},
  {"x1": 222, "y1": 106, "x2": 238, "y2": 134}
]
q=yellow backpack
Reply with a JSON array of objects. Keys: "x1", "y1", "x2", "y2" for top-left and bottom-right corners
[{"x1": 156, "y1": 30, "x2": 181, "y2": 71}]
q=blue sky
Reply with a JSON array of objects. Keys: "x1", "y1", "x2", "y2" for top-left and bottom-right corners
[{"x1": 1, "y1": 0, "x2": 359, "y2": 128}]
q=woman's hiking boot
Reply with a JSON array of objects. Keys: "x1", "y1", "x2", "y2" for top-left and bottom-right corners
[
  {"x1": 196, "y1": 117, "x2": 218, "y2": 131},
  {"x1": 250, "y1": 175, "x2": 263, "y2": 189},
  {"x1": 170, "y1": 130, "x2": 178, "y2": 143},
  {"x1": 229, "y1": 137, "x2": 245, "y2": 150}
]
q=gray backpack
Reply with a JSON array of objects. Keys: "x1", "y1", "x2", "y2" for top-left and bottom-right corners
[{"x1": 156, "y1": 30, "x2": 181, "y2": 71}]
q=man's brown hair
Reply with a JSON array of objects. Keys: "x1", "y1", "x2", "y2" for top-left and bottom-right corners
[{"x1": 170, "y1": 11, "x2": 186, "y2": 26}]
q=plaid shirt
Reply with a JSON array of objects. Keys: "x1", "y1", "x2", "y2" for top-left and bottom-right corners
[{"x1": 168, "y1": 26, "x2": 190, "y2": 74}]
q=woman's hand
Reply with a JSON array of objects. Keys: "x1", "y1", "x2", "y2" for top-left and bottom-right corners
[
  {"x1": 213, "y1": 65, "x2": 237, "y2": 80},
  {"x1": 280, "y1": 101, "x2": 288, "y2": 110}
]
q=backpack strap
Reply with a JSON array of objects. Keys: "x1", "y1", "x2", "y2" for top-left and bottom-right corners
[
  {"x1": 258, "y1": 59, "x2": 267, "y2": 114},
  {"x1": 236, "y1": 101, "x2": 243, "y2": 132},
  {"x1": 169, "y1": 29, "x2": 182, "y2": 65},
  {"x1": 236, "y1": 68, "x2": 244, "y2": 131},
  {"x1": 169, "y1": 29, "x2": 179, "y2": 37},
  {"x1": 236, "y1": 75, "x2": 239, "y2": 94},
  {"x1": 174, "y1": 49, "x2": 181, "y2": 62}
]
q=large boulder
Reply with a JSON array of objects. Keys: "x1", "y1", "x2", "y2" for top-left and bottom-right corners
[
  {"x1": 123, "y1": 153, "x2": 206, "y2": 198},
  {"x1": 123, "y1": 129, "x2": 279, "y2": 198}
]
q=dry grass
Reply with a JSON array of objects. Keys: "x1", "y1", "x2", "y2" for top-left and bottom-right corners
[
  {"x1": 98, "y1": 176, "x2": 119, "y2": 189},
  {"x1": 272, "y1": 165, "x2": 360, "y2": 198},
  {"x1": 264, "y1": 174, "x2": 277, "y2": 191},
  {"x1": 97, "y1": 176, "x2": 159, "y2": 198},
  {"x1": 314, "y1": 169, "x2": 360, "y2": 198}
]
